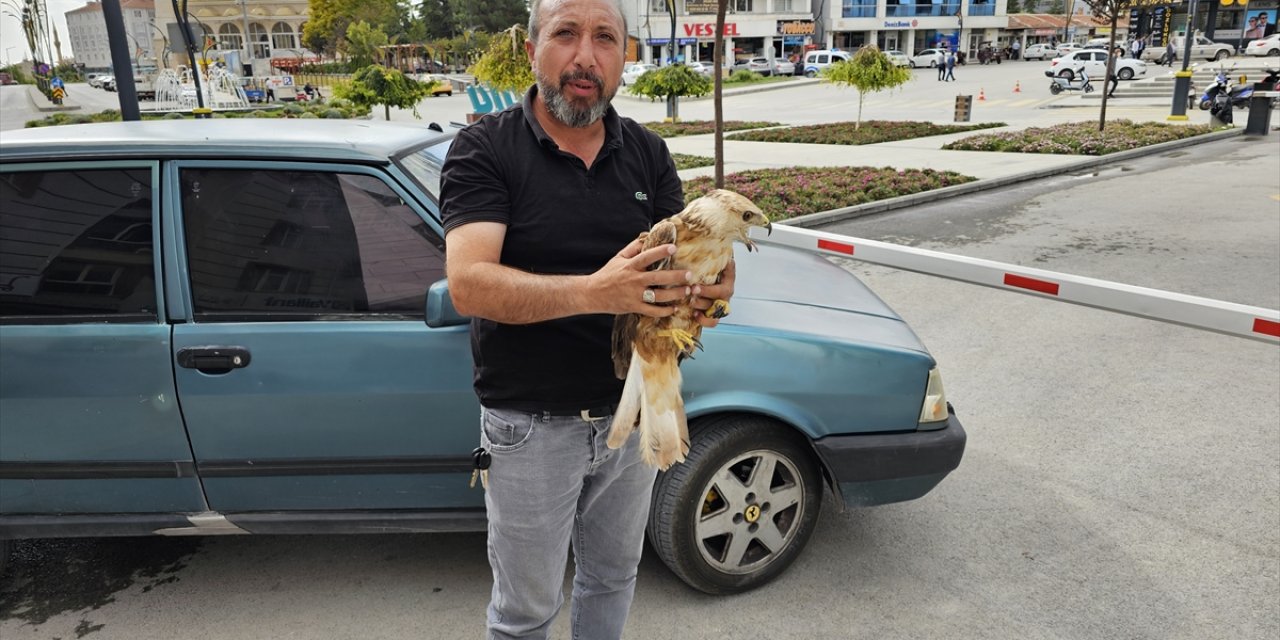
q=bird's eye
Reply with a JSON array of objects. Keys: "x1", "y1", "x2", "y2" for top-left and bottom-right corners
[{"x1": 742, "y1": 212, "x2": 752, "y2": 221}]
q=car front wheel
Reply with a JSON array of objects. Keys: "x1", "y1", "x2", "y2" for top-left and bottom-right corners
[
  {"x1": 1118, "y1": 68, "x2": 1134, "y2": 80},
  {"x1": 647, "y1": 415, "x2": 823, "y2": 595},
  {"x1": 1214, "y1": 50, "x2": 1229, "y2": 61}
]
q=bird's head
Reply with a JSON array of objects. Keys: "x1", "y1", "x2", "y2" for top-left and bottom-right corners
[{"x1": 686, "y1": 189, "x2": 772, "y2": 251}]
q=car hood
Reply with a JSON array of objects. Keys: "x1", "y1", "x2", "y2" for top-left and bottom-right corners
[{"x1": 727, "y1": 243, "x2": 928, "y2": 354}]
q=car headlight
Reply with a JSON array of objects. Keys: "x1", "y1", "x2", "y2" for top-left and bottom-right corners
[{"x1": 919, "y1": 367, "x2": 948, "y2": 423}]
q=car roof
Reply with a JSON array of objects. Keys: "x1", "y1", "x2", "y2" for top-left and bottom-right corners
[{"x1": 0, "y1": 119, "x2": 454, "y2": 164}]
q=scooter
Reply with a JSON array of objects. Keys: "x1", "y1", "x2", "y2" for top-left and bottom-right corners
[
  {"x1": 1198, "y1": 68, "x2": 1253, "y2": 111},
  {"x1": 1047, "y1": 70, "x2": 1094, "y2": 95}
]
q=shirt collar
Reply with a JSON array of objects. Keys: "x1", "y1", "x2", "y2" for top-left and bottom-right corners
[{"x1": 521, "y1": 84, "x2": 624, "y2": 152}]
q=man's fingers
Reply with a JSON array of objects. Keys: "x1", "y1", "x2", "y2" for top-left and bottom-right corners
[{"x1": 633, "y1": 243, "x2": 677, "y2": 269}]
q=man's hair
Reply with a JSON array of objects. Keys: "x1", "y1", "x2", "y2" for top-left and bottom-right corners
[{"x1": 528, "y1": 0, "x2": 629, "y2": 43}]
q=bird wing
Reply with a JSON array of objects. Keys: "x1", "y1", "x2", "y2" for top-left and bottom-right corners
[{"x1": 611, "y1": 220, "x2": 679, "y2": 379}]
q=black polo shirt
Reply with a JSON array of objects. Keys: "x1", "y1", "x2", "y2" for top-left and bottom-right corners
[{"x1": 440, "y1": 86, "x2": 684, "y2": 413}]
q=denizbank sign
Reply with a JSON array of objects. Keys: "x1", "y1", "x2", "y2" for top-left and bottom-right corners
[{"x1": 883, "y1": 19, "x2": 920, "y2": 29}]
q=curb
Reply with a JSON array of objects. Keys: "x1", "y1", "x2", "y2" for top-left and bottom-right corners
[
  {"x1": 782, "y1": 126, "x2": 1247, "y2": 228},
  {"x1": 25, "y1": 85, "x2": 80, "y2": 113}
]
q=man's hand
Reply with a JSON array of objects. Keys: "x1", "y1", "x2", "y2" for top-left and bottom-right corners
[
  {"x1": 588, "y1": 237, "x2": 692, "y2": 318},
  {"x1": 690, "y1": 260, "x2": 736, "y2": 328}
]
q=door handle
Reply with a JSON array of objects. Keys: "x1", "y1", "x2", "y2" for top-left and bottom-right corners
[{"x1": 176, "y1": 346, "x2": 252, "y2": 373}]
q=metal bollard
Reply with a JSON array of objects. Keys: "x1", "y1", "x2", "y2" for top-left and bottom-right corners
[{"x1": 954, "y1": 95, "x2": 972, "y2": 122}]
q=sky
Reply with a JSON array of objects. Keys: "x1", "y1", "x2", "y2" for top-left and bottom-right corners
[{"x1": 2, "y1": 0, "x2": 90, "y2": 67}]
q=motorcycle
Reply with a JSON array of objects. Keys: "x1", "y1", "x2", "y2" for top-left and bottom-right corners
[
  {"x1": 1199, "y1": 67, "x2": 1253, "y2": 111},
  {"x1": 1047, "y1": 70, "x2": 1094, "y2": 95}
]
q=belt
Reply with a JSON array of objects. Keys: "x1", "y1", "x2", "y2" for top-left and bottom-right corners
[{"x1": 541, "y1": 404, "x2": 618, "y2": 421}]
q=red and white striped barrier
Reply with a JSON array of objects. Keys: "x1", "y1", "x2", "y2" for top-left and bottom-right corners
[{"x1": 756, "y1": 224, "x2": 1280, "y2": 344}]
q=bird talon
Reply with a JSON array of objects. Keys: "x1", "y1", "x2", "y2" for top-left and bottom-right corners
[
  {"x1": 657, "y1": 328, "x2": 698, "y2": 352},
  {"x1": 708, "y1": 299, "x2": 730, "y2": 319}
]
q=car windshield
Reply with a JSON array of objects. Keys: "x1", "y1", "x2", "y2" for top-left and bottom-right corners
[{"x1": 394, "y1": 138, "x2": 453, "y2": 204}]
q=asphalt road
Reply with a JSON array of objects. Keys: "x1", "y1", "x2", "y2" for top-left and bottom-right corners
[{"x1": 1, "y1": 130, "x2": 1276, "y2": 639}]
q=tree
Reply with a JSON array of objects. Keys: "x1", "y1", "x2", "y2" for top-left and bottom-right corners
[
  {"x1": 303, "y1": 0, "x2": 402, "y2": 57},
  {"x1": 1081, "y1": 0, "x2": 1128, "y2": 131},
  {"x1": 343, "y1": 21, "x2": 389, "y2": 68},
  {"x1": 419, "y1": 0, "x2": 461, "y2": 40},
  {"x1": 1045, "y1": 0, "x2": 1067, "y2": 14},
  {"x1": 821, "y1": 46, "x2": 913, "y2": 130},
  {"x1": 1007, "y1": 0, "x2": 1024, "y2": 13},
  {"x1": 333, "y1": 64, "x2": 434, "y2": 120},
  {"x1": 469, "y1": 25, "x2": 534, "y2": 92},
  {"x1": 627, "y1": 64, "x2": 713, "y2": 117},
  {"x1": 453, "y1": 0, "x2": 529, "y2": 35}
]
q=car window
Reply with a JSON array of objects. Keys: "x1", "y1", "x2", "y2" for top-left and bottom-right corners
[
  {"x1": 396, "y1": 138, "x2": 451, "y2": 204},
  {"x1": 0, "y1": 167, "x2": 157, "y2": 324},
  {"x1": 179, "y1": 168, "x2": 444, "y2": 322}
]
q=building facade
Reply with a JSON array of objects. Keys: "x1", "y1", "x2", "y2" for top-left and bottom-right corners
[
  {"x1": 151, "y1": 0, "x2": 311, "y2": 76},
  {"x1": 66, "y1": 0, "x2": 156, "y2": 72}
]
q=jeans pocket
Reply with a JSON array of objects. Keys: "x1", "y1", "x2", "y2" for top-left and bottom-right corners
[{"x1": 481, "y1": 407, "x2": 536, "y2": 451}]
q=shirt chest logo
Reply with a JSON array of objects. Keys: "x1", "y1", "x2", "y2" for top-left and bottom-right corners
[{"x1": 634, "y1": 191, "x2": 648, "y2": 202}]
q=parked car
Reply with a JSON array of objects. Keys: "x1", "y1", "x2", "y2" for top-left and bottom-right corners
[
  {"x1": 1022, "y1": 43, "x2": 1058, "y2": 61},
  {"x1": 732, "y1": 56, "x2": 775, "y2": 76},
  {"x1": 685, "y1": 60, "x2": 715, "y2": 77},
  {"x1": 1142, "y1": 35, "x2": 1235, "y2": 62},
  {"x1": 621, "y1": 62, "x2": 656, "y2": 85},
  {"x1": 884, "y1": 50, "x2": 911, "y2": 67},
  {"x1": 909, "y1": 48, "x2": 948, "y2": 68},
  {"x1": 770, "y1": 57, "x2": 796, "y2": 76},
  {"x1": 1047, "y1": 50, "x2": 1148, "y2": 80},
  {"x1": 92, "y1": 74, "x2": 114, "y2": 90},
  {"x1": 802, "y1": 49, "x2": 851, "y2": 76},
  {"x1": 1055, "y1": 43, "x2": 1082, "y2": 56},
  {"x1": 0, "y1": 120, "x2": 966, "y2": 592},
  {"x1": 1244, "y1": 33, "x2": 1280, "y2": 57}
]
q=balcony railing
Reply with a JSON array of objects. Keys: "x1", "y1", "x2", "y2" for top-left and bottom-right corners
[{"x1": 840, "y1": 2, "x2": 996, "y2": 20}]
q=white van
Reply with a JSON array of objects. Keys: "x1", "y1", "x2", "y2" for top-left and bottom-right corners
[{"x1": 801, "y1": 50, "x2": 851, "y2": 77}]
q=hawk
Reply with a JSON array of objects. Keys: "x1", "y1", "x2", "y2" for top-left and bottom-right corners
[{"x1": 608, "y1": 189, "x2": 772, "y2": 469}]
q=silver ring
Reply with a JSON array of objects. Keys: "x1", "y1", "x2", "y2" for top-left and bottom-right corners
[{"x1": 642, "y1": 288, "x2": 656, "y2": 304}]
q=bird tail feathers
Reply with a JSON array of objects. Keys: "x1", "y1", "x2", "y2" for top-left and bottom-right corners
[
  {"x1": 607, "y1": 350, "x2": 689, "y2": 470},
  {"x1": 607, "y1": 351, "x2": 644, "y2": 450}
]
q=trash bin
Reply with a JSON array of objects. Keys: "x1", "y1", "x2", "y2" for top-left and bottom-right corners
[
  {"x1": 954, "y1": 95, "x2": 972, "y2": 122},
  {"x1": 1244, "y1": 82, "x2": 1276, "y2": 136}
]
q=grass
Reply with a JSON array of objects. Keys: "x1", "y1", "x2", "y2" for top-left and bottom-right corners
[
  {"x1": 672, "y1": 153, "x2": 715, "y2": 170},
  {"x1": 942, "y1": 119, "x2": 1218, "y2": 155},
  {"x1": 727, "y1": 120, "x2": 1006, "y2": 145},
  {"x1": 23, "y1": 100, "x2": 371, "y2": 127}
]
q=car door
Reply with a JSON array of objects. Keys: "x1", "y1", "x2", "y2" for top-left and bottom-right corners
[
  {"x1": 165, "y1": 161, "x2": 480, "y2": 513},
  {"x1": 1084, "y1": 52, "x2": 1107, "y2": 77},
  {"x1": 0, "y1": 162, "x2": 205, "y2": 515}
]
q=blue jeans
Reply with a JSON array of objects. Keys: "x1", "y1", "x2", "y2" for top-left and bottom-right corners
[{"x1": 480, "y1": 405, "x2": 657, "y2": 640}]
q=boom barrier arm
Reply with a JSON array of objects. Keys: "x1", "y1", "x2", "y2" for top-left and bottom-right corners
[{"x1": 754, "y1": 225, "x2": 1280, "y2": 345}]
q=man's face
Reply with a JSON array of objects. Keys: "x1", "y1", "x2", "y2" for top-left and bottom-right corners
[{"x1": 526, "y1": 0, "x2": 626, "y2": 128}]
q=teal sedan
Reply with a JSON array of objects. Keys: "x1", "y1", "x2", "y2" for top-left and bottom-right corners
[{"x1": 0, "y1": 120, "x2": 964, "y2": 594}]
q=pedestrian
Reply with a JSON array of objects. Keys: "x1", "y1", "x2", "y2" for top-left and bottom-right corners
[
  {"x1": 439, "y1": 1, "x2": 734, "y2": 639},
  {"x1": 1129, "y1": 38, "x2": 1141, "y2": 59},
  {"x1": 1012, "y1": 39, "x2": 1021, "y2": 60},
  {"x1": 937, "y1": 49, "x2": 946, "y2": 81},
  {"x1": 944, "y1": 50, "x2": 956, "y2": 81},
  {"x1": 1164, "y1": 40, "x2": 1176, "y2": 66},
  {"x1": 303, "y1": 83, "x2": 315, "y2": 100}
]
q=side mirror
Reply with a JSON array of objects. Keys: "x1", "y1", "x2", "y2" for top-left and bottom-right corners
[{"x1": 425, "y1": 279, "x2": 469, "y2": 328}]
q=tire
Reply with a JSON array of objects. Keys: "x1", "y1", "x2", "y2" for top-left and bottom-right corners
[
  {"x1": 909, "y1": 61, "x2": 917, "y2": 68},
  {"x1": 647, "y1": 415, "x2": 823, "y2": 595},
  {"x1": 805, "y1": 69, "x2": 816, "y2": 78},
  {"x1": 1059, "y1": 69, "x2": 1075, "y2": 80},
  {"x1": 1270, "y1": 49, "x2": 1280, "y2": 57},
  {"x1": 1050, "y1": 83, "x2": 1063, "y2": 95},
  {"x1": 1118, "y1": 68, "x2": 1134, "y2": 80},
  {"x1": 1199, "y1": 98, "x2": 1211, "y2": 110},
  {"x1": 1214, "y1": 50, "x2": 1229, "y2": 61}
]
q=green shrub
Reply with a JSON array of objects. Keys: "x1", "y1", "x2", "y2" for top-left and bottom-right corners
[
  {"x1": 728, "y1": 70, "x2": 762, "y2": 83},
  {"x1": 322, "y1": 109, "x2": 345, "y2": 119}
]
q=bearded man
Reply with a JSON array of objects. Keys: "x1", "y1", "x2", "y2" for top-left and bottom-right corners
[{"x1": 439, "y1": 0, "x2": 739, "y2": 638}]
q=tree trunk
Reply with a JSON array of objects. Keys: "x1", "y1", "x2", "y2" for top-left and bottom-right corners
[
  {"x1": 857, "y1": 91, "x2": 864, "y2": 130},
  {"x1": 385, "y1": 103, "x2": 391, "y2": 121},
  {"x1": 1099, "y1": 13, "x2": 1119, "y2": 132}
]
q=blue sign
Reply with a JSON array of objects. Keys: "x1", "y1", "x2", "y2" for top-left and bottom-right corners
[
  {"x1": 50, "y1": 77, "x2": 64, "y2": 89},
  {"x1": 783, "y1": 36, "x2": 805, "y2": 45}
]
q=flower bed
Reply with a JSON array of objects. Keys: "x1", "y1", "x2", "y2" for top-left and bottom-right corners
[
  {"x1": 726, "y1": 120, "x2": 1005, "y2": 145},
  {"x1": 643, "y1": 120, "x2": 782, "y2": 137},
  {"x1": 683, "y1": 166, "x2": 976, "y2": 221},
  {"x1": 942, "y1": 120, "x2": 1217, "y2": 155},
  {"x1": 672, "y1": 153, "x2": 715, "y2": 170},
  {"x1": 24, "y1": 100, "x2": 371, "y2": 128}
]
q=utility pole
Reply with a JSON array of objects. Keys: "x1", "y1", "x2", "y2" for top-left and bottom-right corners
[
  {"x1": 102, "y1": 0, "x2": 140, "y2": 120},
  {"x1": 238, "y1": 0, "x2": 253, "y2": 76}
]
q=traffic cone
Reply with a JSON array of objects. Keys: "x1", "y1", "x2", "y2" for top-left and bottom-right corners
[
  {"x1": 978, "y1": 88, "x2": 986, "y2": 101},
  {"x1": 1014, "y1": 81, "x2": 1021, "y2": 93}
]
